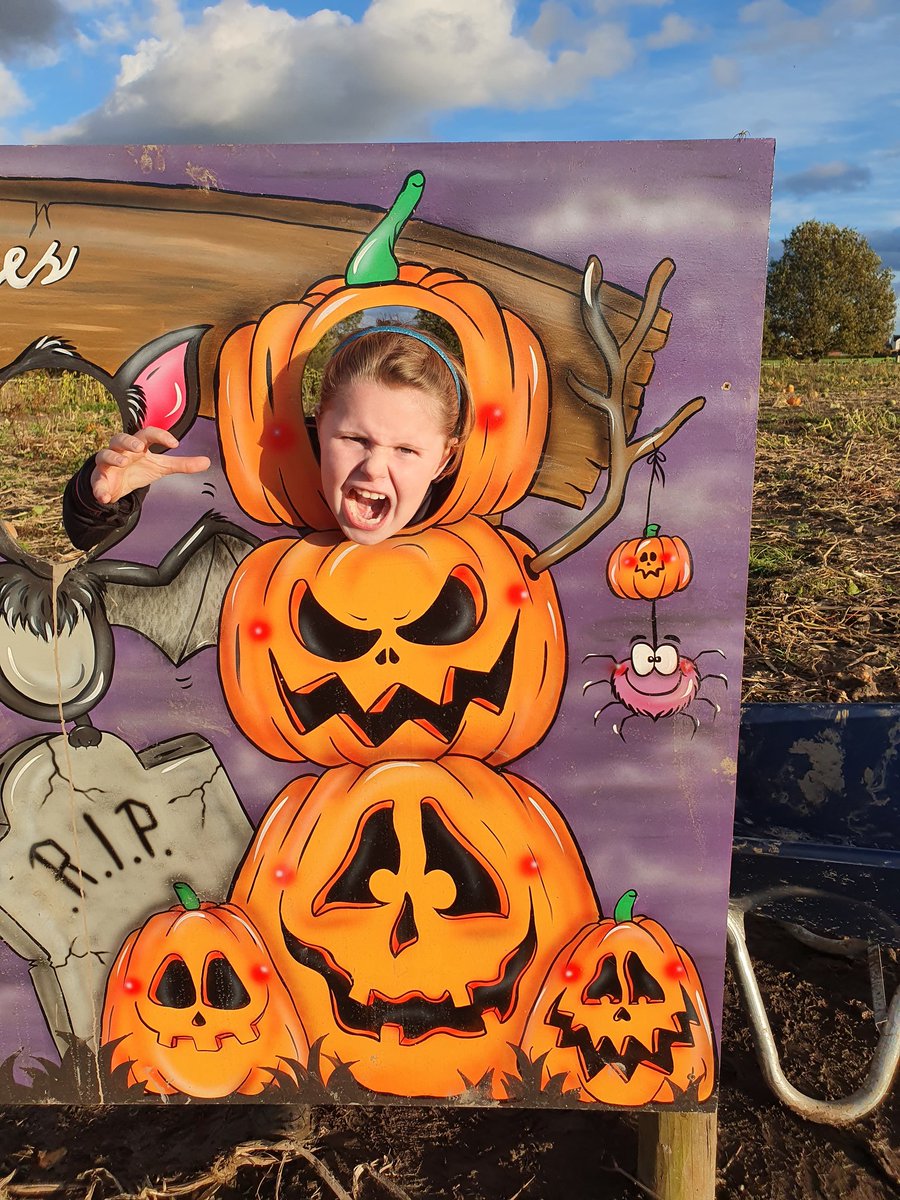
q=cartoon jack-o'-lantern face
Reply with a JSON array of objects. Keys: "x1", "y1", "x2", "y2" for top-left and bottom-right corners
[
  {"x1": 229, "y1": 758, "x2": 599, "y2": 1098},
  {"x1": 216, "y1": 178, "x2": 550, "y2": 533},
  {"x1": 606, "y1": 525, "x2": 693, "y2": 602},
  {"x1": 102, "y1": 884, "x2": 308, "y2": 1098},
  {"x1": 219, "y1": 516, "x2": 565, "y2": 767},
  {"x1": 522, "y1": 891, "x2": 716, "y2": 1106}
]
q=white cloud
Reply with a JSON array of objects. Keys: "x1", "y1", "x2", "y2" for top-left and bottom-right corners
[
  {"x1": 38, "y1": 0, "x2": 640, "y2": 143},
  {"x1": 710, "y1": 54, "x2": 741, "y2": 90},
  {"x1": 645, "y1": 12, "x2": 701, "y2": 50},
  {"x1": 0, "y1": 63, "x2": 28, "y2": 120},
  {"x1": 780, "y1": 160, "x2": 871, "y2": 196}
]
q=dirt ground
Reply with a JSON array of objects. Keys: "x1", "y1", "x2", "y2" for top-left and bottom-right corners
[{"x1": 0, "y1": 365, "x2": 897, "y2": 1197}]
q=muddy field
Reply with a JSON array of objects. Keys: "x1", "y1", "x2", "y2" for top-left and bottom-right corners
[{"x1": 0, "y1": 360, "x2": 897, "y2": 1197}]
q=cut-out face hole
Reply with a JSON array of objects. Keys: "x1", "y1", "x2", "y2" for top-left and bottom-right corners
[
  {"x1": 203, "y1": 954, "x2": 251, "y2": 1010},
  {"x1": 300, "y1": 307, "x2": 465, "y2": 417},
  {"x1": 0, "y1": 369, "x2": 121, "y2": 561}
]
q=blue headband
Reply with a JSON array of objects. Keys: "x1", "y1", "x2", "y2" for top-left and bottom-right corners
[{"x1": 334, "y1": 325, "x2": 465, "y2": 435}]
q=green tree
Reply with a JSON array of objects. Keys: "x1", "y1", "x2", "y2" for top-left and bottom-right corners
[{"x1": 765, "y1": 221, "x2": 896, "y2": 358}]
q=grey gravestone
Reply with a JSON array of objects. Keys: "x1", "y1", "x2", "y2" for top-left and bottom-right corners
[{"x1": 0, "y1": 731, "x2": 252, "y2": 1053}]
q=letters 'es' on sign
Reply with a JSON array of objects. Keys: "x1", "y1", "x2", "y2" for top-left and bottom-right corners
[{"x1": 0, "y1": 141, "x2": 772, "y2": 1107}]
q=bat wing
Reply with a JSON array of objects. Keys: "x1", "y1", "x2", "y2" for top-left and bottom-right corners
[{"x1": 97, "y1": 515, "x2": 261, "y2": 665}]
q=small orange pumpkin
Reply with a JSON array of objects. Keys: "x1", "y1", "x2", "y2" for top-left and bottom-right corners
[
  {"x1": 522, "y1": 890, "x2": 717, "y2": 1106},
  {"x1": 218, "y1": 515, "x2": 565, "y2": 767},
  {"x1": 216, "y1": 171, "x2": 550, "y2": 532},
  {"x1": 606, "y1": 523, "x2": 693, "y2": 601},
  {"x1": 229, "y1": 757, "x2": 600, "y2": 1099},
  {"x1": 101, "y1": 882, "x2": 308, "y2": 1098}
]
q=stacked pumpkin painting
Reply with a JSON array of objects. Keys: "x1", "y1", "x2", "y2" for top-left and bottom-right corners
[{"x1": 100, "y1": 173, "x2": 718, "y2": 1107}]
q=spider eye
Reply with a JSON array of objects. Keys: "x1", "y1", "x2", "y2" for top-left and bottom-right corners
[
  {"x1": 630, "y1": 642, "x2": 656, "y2": 676},
  {"x1": 655, "y1": 645, "x2": 679, "y2": 675}
]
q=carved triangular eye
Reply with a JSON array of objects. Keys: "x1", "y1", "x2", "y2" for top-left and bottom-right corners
[
  {"x1": 320, "y1": 803, "x2": 401, "y2": 908},
  {"x1": 204, "y1": 954, "x2": 251, "y2": 1010},
  {"x1": 422, "y1": 800, "x2": 503, "y2": 916},
  {"x1": 295, "y1": 583, "x2": 380, "y2": 661},
  {"x1": 397, "y1": 570, "x2": 483, "y2": 646},
  {"x1": 584, "y1": 955, "x2": 622, "y2": 1003},
  {"x1": 624, "y1": 951, "x2": 665, "y2": 1002},
  {"x1": 151, "y1": 956, "x2": 196, "y2": 1008}
]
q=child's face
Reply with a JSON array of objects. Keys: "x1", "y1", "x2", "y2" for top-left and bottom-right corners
[{"x1": 316, "y1": 379, "x2": 454, "y2": 544}]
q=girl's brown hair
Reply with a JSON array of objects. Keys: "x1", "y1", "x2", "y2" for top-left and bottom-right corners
[{"x1": 316, "y1": 328, "x2": 473, "y2": 479}]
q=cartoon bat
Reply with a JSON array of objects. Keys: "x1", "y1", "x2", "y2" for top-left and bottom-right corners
[
  {"x1": 0, "y1": 327, "x2": 259, "y2": 745},
  {"x1": 0, "y1": 511, "x2": 260, "y2": 746}
]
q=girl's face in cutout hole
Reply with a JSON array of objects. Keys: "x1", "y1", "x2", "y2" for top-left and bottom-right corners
[{"x1": 315, "y1": 379, "x2": 454, "y2": 545}]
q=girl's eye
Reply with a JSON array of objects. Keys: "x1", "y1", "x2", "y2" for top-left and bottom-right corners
[{"x1": 398, "y1": 446, "x2": 416, "y2": 456}]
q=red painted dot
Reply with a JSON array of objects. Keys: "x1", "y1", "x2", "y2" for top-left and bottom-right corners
[
  {"x1": 520, "y1": 855, "x2": 540, "y2": 876},
  {"x1": 621, "y1": 555, "x2": 637, "y2": 568},
  {"x1": 249, "y1": 620, "x2": 271, "y2": 641},
  {"x1": 665, "y1": 960, "x2": 687, "y2": 980},
  {"x1": 479, "y1": 405, "x2": 505, "y2": 431},
  {"x1": 123, "y1": 977, "x2": 141, "y2": 994},
  {"x1": 250, "y1": 962, "x2": 271, "y2": 983},
  {"x1": 506, "y1": 583, "x2": 529, "y2": 606},
  {"x1": 562, "y1": 963, "x2": 582, "y2": 983},
  {"x1": 662, "y1": 551, "x2": 675, "y2": 563},
  {"x1": 273, "y1": 865, "x2": 295, "y2": 885},
  {"x1": 262, "y1": 423, "x2": 296, "y2": 451}
]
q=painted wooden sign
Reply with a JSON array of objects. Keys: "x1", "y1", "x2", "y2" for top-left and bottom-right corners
[{"x1": 0, "y1": 141, "x2": 772, "y2": 1107}]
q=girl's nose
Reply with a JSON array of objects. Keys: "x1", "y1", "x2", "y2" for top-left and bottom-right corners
[{"x1": 360, "y1": 444, "x2": 389, "y2": 477}]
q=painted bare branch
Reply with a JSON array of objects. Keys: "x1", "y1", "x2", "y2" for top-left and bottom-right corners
[{"x1": 529, "y1": 255, "x2": 705, "y2": 576}]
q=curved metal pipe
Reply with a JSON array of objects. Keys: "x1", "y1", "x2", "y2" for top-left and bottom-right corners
[{"x1": 726, "y1": 903, "x2": 899, "y2": 1125}]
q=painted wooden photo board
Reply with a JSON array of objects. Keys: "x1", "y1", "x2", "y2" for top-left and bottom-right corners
[{"x1": 0, "y1": 141, "x2": 773, "y2": 1107}]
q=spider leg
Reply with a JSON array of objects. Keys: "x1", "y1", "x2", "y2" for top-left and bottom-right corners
[
  {"x1": 583, "y1": 676, "x2": 613, "y2": 695},
  {"x1": 697, "y1": 696, "x2": 721, "y2": 719},
  {"x1": 612, "y1": 712, "x2": 636, "y2": 741},
  {"x1": 593, "y1": 700, "x2": 625, "y2": 725},
  {"x1": 700, "y1": 672, "x2": 728, "y2": 688},
  {"x1": 677, "y1": 710, "x2": 701, "y2": 739},
  {"x1": 694, "y1": 648, "x2": 726, "y2": 661}
]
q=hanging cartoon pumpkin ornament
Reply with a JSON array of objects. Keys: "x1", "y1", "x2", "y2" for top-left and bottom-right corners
[
  {"x1": 101, "y1": 882, "x2": 308, "y2": 1098},
  {"x1": 217, "y1": 170, "x2": 550, "y2": 533},
  {"x1": 219, "y1": 515, "x2": 565, "y2": 767},
  {"x1": 522, "y1": 890, "x2": 716, "y2": 1106},
  {"x1": 606, "y1": 523, "x2": 693, "y2": 602},
  {"x1": 230, "y1": 757, "x2": 600, "y2": 1098}
]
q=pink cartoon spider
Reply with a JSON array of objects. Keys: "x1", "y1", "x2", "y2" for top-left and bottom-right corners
[{"x1": 583, "y1": 635, "x2": 726, "y2": 739}]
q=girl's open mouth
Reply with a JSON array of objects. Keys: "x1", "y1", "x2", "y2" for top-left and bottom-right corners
[{"x1": 344, "y1": 486, "x2": 391, "y2": 529}]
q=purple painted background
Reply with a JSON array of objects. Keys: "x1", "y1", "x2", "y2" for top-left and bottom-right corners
[{"x1": 0, "y1": 141, "x2": 773, "y2": 1073}]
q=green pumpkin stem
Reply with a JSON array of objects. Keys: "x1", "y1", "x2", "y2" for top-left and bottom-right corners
[
  {"x1": 345, "y1": 171, "x2": 425, "y2": 286},
  {"x1": 643, "y1": 523, "x2": 660, "y2": 538},
  {"x1": 173, "y1": 881, "x2": 202, "y2": 911},
  {"x1": 613, "y1": 890, "x2": 638, "y2": 923}
]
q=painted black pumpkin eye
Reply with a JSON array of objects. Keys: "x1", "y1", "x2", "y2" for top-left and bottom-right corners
[
  {"x1": 421, "y1": 800, "x2": 504, "y2": 917},
  {"x1": 152, "y1": 957, "x2": 195, "y2": 1008},
  {"x1": 295, "y1": 584, "x2": 380, "y2": 661},
  {"x1": 397, "y1": 572, "x2": 483, "y2": 646},
  {"x1": 321, "y1": 804, "x2": 401, "y2": 908},
  {"x1": 585, "y1": 955, "x2": 622, "y2": 1004},
  {"x1": 204, "y1": 955, "x2": 251, "y2": 1010},
  {"x1": 624, "y1": 951, "x2": 665, "y2": 1002}
]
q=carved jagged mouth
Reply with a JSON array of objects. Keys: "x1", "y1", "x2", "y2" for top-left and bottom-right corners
[
  {"x1": 272, "y1": 617, "x2": 518, "y2": 748},
  {"x1": 547, "y1": 987, "x2": 700, "y2": 1082},
  {"x1": 280, "y1": 907, "x2": 538, "y2": 1044}
]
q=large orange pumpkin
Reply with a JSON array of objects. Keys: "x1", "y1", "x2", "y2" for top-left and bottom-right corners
[
  {"x1": 101, "y1": 883, "x2": 308, "y2": 1098},
  {"x1": 606, "y1": 524, "x2": 693, "y2": 602},
  {"x1": 218, "y1": 516, "x2": 565, "y2": 767},
  {"x1": 216, "y1": 171, "x2": 550, "y2": 532},
  {"x1": 522, "y1": 890, "x2": 716, "y2": 1106},
  {"x1": 229, "y1": 757, "x2": 599, "y2": 1099}
]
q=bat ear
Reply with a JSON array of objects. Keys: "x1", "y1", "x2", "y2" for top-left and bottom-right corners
[{"x1": 114, "y1": 325, "x2": 210, "y2": 439}]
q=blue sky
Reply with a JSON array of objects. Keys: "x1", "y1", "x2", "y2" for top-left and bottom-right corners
[{"x1": 1, "y1": 0, "x2": 898, "y2": 301}]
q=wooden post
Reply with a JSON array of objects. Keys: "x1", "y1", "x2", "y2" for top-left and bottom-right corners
[{"x1": 637, "y1": 1111, "x2": 717, "y2": 1200}]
